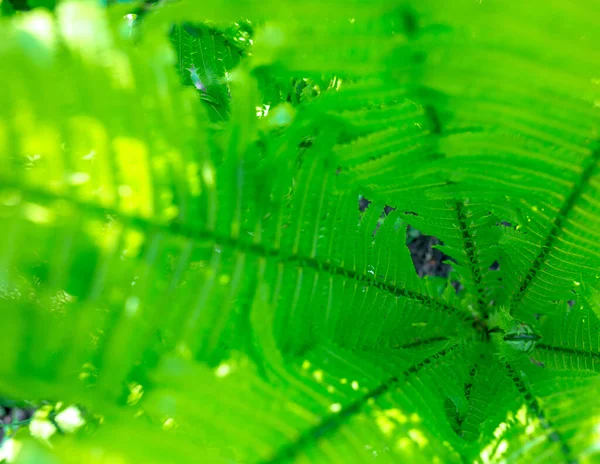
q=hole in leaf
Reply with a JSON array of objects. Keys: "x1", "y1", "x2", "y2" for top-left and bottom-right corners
[
  {"x1": 489, "y1": 260, "x2": 500, "y2": 271},
  {"x1": 451, "y1": 281, "x2": 464, "y2": 294},
  {"x1": 406, "y1": 227, "x2": 453, "y2": 278},
  {"x1": 358, "y1": 195, "x2": 370, "y2": 212},
  {"x1": 373, "y1": 206, "x2": 396, "y2": 237},
  {"x1": 359, "y1": 196, "x2": 397, "y2": 236},
  {"x1": 529, "y1": 357, "x2": 545, "y2": 368},
  {"x1": 383, "y1": 205, "x2": 395, "y2": 216},
  {"x1": 0, "y1": 404, "x2": 35, "y2": 443}
]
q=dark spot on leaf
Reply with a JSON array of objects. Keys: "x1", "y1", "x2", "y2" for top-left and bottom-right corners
[
  {"x1": 298, "y1": 137, "x2": 313, "y2": 149},
  {"x1": 401, "y1": 8, "x2": 419, "y2": 38},
  {"x1": 411, "y1": 51, "x2": 426, "y2": 64},
  {"x1": 444, "y1": 397, "x2": 462, "y2": 436},
  {"x1": 182, "y1": 23, "x2": 200, "y2": 37},
  {"x1": 549, "y1": 432, "x2": 561, "y2": 442},
  {"x1": 424, "y1": 105, "x2": 442, "y2": 135}
]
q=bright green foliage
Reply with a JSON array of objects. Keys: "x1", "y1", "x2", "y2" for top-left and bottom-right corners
[{"x1": 0, "y1": 0, "x2": 599, "y2": 463}]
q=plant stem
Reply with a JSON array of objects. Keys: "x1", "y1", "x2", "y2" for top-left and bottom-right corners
[{"x1": 0, "y1": 417, "x2": 33, "y2": 429}]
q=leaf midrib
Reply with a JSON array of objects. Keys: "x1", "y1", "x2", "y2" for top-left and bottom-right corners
[{"x1": 0, "y1": 178, "x2": 469, "y2": 323}]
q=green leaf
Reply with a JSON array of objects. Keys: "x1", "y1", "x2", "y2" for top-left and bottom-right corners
[{"x1": 1, "y1": 0, "x2": 599, "y2": 463}]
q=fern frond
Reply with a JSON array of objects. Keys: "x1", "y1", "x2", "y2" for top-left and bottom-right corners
[
  {"x1": 534, "y1": 300, "x2": 600, "y2": 372},
  {"x1": 1, "y1": 0, "x2": 599, "y2": 463}
]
